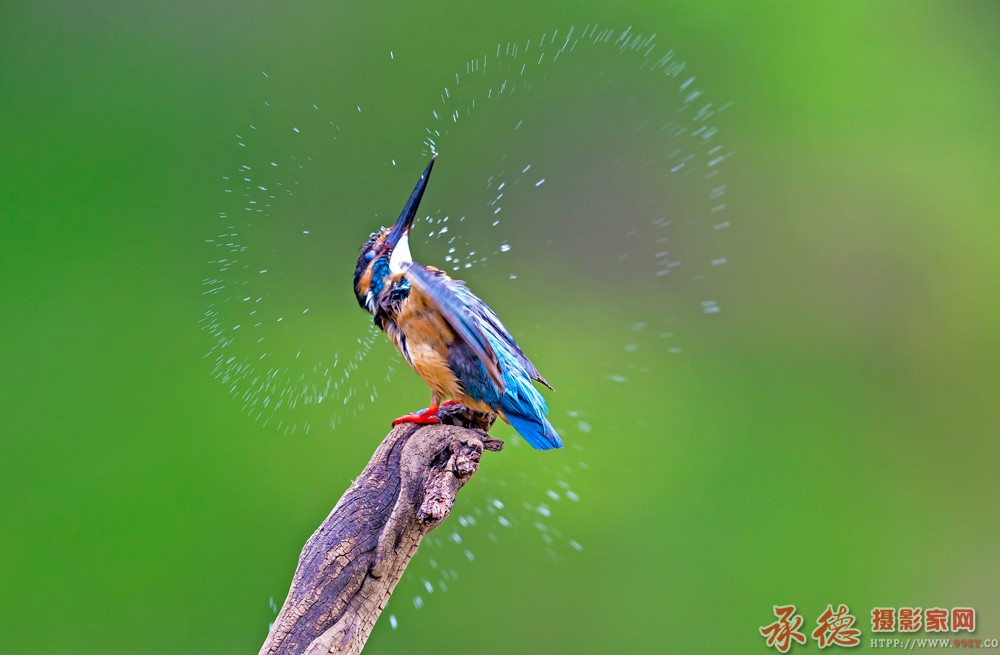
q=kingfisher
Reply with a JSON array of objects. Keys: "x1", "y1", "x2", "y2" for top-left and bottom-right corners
[{"x1": 353, "y1": 156, "x2": 562, "y2": 450}]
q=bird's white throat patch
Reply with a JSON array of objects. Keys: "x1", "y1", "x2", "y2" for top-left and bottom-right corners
[{"x1": 389, "y1": 232, "x2": 412, "y2": 274}]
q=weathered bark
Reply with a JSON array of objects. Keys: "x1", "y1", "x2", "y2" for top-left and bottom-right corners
[{"x1": 259, "y1": 404, "x2": 502, "y2": 655}]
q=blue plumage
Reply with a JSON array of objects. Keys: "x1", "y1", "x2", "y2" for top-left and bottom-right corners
[
  {"x1": 496, "y1": 370, "x2": 562, "y2": 451},
  {"x1": 503, "y1": 405, "x2": 562, "y2": 451},
  {"x1": 404, "y1": 263, "x2": 562, "y2": 450},
  {"x1": 353, "y1": 156, "x2": 562, "y2": 451}
]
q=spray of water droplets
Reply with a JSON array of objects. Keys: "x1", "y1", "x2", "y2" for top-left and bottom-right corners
[
  {"x1": 415, "y1": 23, "x2": 733, "y2": 346},
  {"x1": 385, "y1": 420, "x2": 588, "y2": 628},
  {"x1": 201, "y1": 73, "x2": 408, "y2": 436},
  {"x1": 382, "y1": 25, "x2": 733, "y2": 621},
  {"x1": 202, "y1": 24, "x2": 731, "y2": 436},
  {"x1": 205, "y1": 23, "x2": 733, "y2": 621}
]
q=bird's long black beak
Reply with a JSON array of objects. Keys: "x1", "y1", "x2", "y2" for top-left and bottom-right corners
[{"x1": 384, "y1": 155, "x2": 437, "y2": 250}]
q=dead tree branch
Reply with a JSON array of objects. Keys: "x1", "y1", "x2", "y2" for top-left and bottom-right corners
[{"x1": 259, "y1": 404, "x2": 502, "y2": 655}]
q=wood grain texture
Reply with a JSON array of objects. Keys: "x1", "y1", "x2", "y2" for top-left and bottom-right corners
[{"x1": 259, "y1": 404, "x2": 501, "y2": 655}]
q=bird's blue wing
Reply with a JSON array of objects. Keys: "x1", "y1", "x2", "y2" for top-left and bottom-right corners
[
  {"x1": 404, "y1": 262, "x2": 562, "y2": 450},
  {"x1": 402, "y1": 262, "x2": 505, "y2": 390},
  {"x1": 446, "y1": 281, "x2": 552, "y2": 390}
]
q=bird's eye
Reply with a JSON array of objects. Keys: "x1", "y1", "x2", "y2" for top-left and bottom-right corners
[{"x1": 363, "y1": 249, "x2": 376, "y2": 263}]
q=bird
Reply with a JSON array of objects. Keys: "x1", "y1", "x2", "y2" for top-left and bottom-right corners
[{"x1": 352, "y1": 156, "x2": 562, "y2": 450}]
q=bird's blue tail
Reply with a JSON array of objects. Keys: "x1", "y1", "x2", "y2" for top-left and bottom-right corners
[{"x1": 502, "y1": 403, "x2": 563, "y2": 450}]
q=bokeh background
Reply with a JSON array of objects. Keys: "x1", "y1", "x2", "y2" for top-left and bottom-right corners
[{"x1": 3, "y1": 1, "x2": 999, "y2": 653}]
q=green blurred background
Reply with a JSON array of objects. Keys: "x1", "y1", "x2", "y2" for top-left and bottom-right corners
[{"x1": 3, "y1": 1, "x2": 999, "y2": 653}]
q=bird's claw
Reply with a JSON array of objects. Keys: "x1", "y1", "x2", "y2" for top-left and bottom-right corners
[{"x1": 392, "y1": 406, "x2": 442, "y2": 426}]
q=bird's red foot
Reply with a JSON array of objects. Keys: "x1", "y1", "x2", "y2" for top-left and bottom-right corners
[{"x1": 392, "y1": 405, "x2": 441, "y2": 426}]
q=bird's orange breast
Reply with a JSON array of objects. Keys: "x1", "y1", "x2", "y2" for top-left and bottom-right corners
[{"x1": 393, "y1": 287, "x2": 462, "y2": 400}]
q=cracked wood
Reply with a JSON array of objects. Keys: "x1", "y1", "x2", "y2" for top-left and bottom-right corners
[{"x1": 259, "y1": 404, "x2": 501, "y2": 655}]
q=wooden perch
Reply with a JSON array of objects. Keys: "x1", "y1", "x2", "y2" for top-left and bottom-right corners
[{"x1": 259, "y1": 404, "x2": 503, "y2": 655}]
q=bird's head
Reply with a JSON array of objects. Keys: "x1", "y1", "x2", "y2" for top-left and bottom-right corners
[{"x1": 354, "y1": 155, "x2": 436, "y2": 313}]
